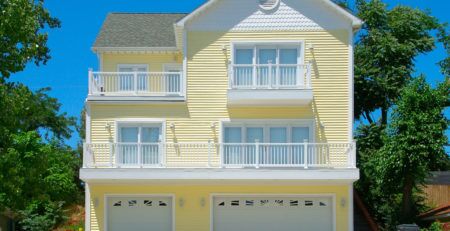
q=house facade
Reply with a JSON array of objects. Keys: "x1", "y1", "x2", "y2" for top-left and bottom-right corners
[{"x1": 80, "y1": 0, "x2": 362, "y2": 230}]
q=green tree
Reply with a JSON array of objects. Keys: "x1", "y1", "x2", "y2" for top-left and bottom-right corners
[
  {"x1": 356, "y1": 77, "x2": 449, "y2": 229},
  {"x1": 0, "y1": 0, "x2": 60, "y2": 79},
  {"x1": 0, "y1": 0, "x2": 81, "y2": 229},
  {"x1": 0, "y1": 84, "x2": 80, "y2": 227},
  {"x1": 437, "y1": 25, "x2": 449, "y2": 78},
  {"x1": 354, "y1": 0, "x2": 442, "y2": 124}
]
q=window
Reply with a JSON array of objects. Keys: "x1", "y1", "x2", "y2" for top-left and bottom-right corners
[
  {"x1": 163, "y1": 64, "x2": 182, "y2": 94},
  {"x1": 117, "y1": 123, "x2": 162, "y2": 166},
  {"x1": 223, "y1": 122, "x2": 312, "y2": 143},
  {"x1": 232, "y1": 43, "x2": 303, "y2": 88},
  {"x1": 222, "y1": 121, "x2": 313, "y2": 166},
  {"x1": 117, "y1": 64, "x2": 148, "y2": 92}
]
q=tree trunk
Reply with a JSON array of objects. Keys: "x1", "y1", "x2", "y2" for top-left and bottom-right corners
[
  {"x1": 365, "y1": 111, "x2": 374, "y2": 124},
  {"x1": 400, "y1": 175, "x2": 414, "y2": 223},
  {"x1": 381, "y1": 106, "x2": 388, "y2": 125}
]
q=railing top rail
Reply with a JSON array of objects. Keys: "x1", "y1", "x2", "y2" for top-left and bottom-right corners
[
  {"x1": 86, "y1": 142, "x2": 353, "y2": 145},
  {"x1": 91, "y1": 71, "x2": 182, "y2": 75},
  {"x1": 231, "y1": 64, "x2": 309, "y2": 67}
]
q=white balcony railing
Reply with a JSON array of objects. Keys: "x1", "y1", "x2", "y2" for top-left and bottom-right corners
[
  {"x1": 229, "y1": 63, "x2": 312, "y2": 89},
  {"x1": 88, "y1": 70, "x2": 184, "y2": 97},
  {"x1": 83, "y1": 142, "x2": 356, "y2": 169}
]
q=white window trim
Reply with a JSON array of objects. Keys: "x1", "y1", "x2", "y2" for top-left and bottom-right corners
[
  {"x1": 117, "y1": 64, "x2": 149, "y2": 72},
  {"x1": 104, "y1": 194, "x2": 175, "y2": 231},
  {"x1": 230, "y1": 40, "x2": 305, "y2": 66},
  {"x1": 210, "y1": 193, "x2": 336, "y2": 231},
  {"x1": 220, "y1": 119, "x2": 315, "y2": 143},
  {"x1": 114, "y1": 119, "x2": 166, "y2": 144}
]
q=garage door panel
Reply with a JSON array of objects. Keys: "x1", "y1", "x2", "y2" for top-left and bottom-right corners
[
  {"x1": 108, "y1": 196, "x2": 172, "y2": 231},
  {"x1": 214, "y1": 196, "x2": 333, "y2": 231}
]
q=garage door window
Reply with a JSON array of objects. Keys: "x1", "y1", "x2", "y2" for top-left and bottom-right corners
[
  {"x1": 213, "y1": 196, "x2": 333, "y2": 231},
  {"x1": 107, "y1": 196, "x2": 173, "y2": 231}
]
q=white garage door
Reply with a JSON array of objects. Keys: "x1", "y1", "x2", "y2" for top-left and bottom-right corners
[
  {"x1": 107, "y1": 196, "x2": 172, "y2": 231},
  {"x1": 213, "y1": 196, "x2": 333, "y2": 231}
]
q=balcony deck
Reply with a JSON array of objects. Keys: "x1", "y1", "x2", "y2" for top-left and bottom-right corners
[
  {"x1": 87, "y1": 70, "x2": 185, "y2": 101},
  {"x1": 83, "y1": 142, "x2": 356, "y2": 169}
]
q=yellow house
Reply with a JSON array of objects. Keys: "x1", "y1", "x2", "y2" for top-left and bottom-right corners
[{"x1": 80, "y1": 0, "x2": 363, "y2": 230}]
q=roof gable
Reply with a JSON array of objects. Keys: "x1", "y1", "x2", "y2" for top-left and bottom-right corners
[{"x1": 177, "y1": 0, "x2": 362, "y2": 30}]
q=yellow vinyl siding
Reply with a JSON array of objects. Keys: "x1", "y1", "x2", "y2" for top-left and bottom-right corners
[
  {"x1": 88, "y1": 184, "x2": 351, "y2": 231},
  {"x1": 101, "y1": 53, "x2": 182, "y2": 72},
  {"x1": 90, "y1": 29, "x2": 350, "y2": 164}
]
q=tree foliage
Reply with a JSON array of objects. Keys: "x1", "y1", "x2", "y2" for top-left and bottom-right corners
[
  {"x1": 0, "y1": 1, "x2": 80, "y2": 229},
  {"x1": 356, "y1": 77, "x2": 449, "y2": 229},
  {"x1": 354, "y1": 0, "x2": 442, "y2": 124},
  {"x1": 0, "y1": 0, "x2": 60, "y2": 79},
  {"x1": 0, "y1": 84, "x2": 80, "y2": 223}
]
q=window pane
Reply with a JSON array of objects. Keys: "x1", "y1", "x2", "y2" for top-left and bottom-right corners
[
  {"x1": 258, "y1": 49, "x2": 276, "y2": 64},
  {"x1": 292, "y1": 127, "x2": 309, "y2": 143},
  {"x1": 246, "y1": 127, "x2": 264, "y2": 143},
  {"x1": 141, "y1": 127, "x2": 160, "y2": 143},
  {"x1": 270, "y1": 127, "x2": 287, "y2": 143},
  {"x1": 280, "y1": 49, "x2": 298, "y2": 64},
  {"x1": 235, "y1": 49, "x2": 253, "y2": 64},
  {"x1": 120, "y1": 127, "x2": 138, "y2": 142},
  {"x1": 224, "y1": 127, "x2": 242, "y2": 143}
]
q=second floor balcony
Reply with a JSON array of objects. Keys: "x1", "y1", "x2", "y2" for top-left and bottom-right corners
[
  {"x1": 87, "y1": 70, "x2": 185, "y2": 101},
  {"x1": 83, "y1": 141, "x2": 355, "y2": 169}
]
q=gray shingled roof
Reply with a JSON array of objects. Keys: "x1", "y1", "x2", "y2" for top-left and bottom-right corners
[{"x1": 93, "y1": 13, "x2": 188, "y2": 48}]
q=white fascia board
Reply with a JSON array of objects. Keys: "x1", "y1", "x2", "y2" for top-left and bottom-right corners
[
  {"x1": 92, "y1": 47, "x2": 180, "y2": 53},
  {"x1": 80, "y1": 168, "x2": 360, "y2": 182},
  {"x1": 320, "y1": 0, "x2": 363, "y2": 29},
  {"x1": 176, "y1": 0, "x2": 218, "y2": 27}
]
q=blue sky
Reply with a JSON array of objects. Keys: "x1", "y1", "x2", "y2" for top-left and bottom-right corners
[{"x1": 9, "y1": 0, "x2": 449, "y2": 148}]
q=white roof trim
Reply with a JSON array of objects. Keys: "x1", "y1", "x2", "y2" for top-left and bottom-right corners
[
  {"x1": 319, "y1": 0, "x2": 363, "y2": 28},
  {"x1": 92, "y1": 46, "x2": 180, "y2": 53},
  {"x1": 176, "y1": 0, "x2": 363, "y2": 29}
]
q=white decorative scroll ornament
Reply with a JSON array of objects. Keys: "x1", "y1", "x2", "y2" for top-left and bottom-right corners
[{"x1": 259, "y1": 0, "x2": 280, "y2": 11}]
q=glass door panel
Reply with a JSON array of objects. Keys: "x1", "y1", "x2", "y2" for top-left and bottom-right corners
[
  {"x1": 234, "y1": 49, "x2": 254, "y2": 87},
  {"x1": 118, "y1": 67, "x2": 134, "y2": 92},
  {"x1": 246, "y1": 127, "x2": 264, "y2": 165},
  {"x1": 291, "y1": 127, "x2": 309, "y2": 165},
  {"x1": 136, "y1": 67, "x2": 148, "y2": 92},
  {"x1": 224, "y1": 127, "x2": 242, "y2": 165},
  {"x1": 164, "y1": 66, "x2": 181, "y2": 94},
  {"x1": 258, "y1": 49, "x2": 277, "y2": 86},
  {"x1": 119, "y1": 127, "x2": 139, "y2": 165},
  {"x1": 279, "y1": 48, "x2": 298, "y2": 86},
  {"x1": 267, "y1": 127, "x2": 287, "y2": 165},
  {"x1": 141, "y1": 127, "x2": 160, "y2": 165}
]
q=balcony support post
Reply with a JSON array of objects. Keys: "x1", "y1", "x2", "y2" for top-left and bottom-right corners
[
  {"x1": 207, "y1": 140, "x2": 212, "y2": 168},
  {"x1": 304, "y1": 139, "x2": 309, "y2": 169},
  {"x1": 133, "y1": 72, "x2": 138, "y2": 95},
  {"x1": 137, "y1": 143, "x2": 142, "y2": 168},
  {"x1": 255, "y1": 139, "x2": 260, "y2": 169},
  {"x1": 159, "y1": 141, "x2": 164, "y2": 167},
  {"x1": 88, "y1": 68, "x2": 93, "y2": 95},
  {"x1": 109, "y1": 142, "x2": 114, "y2": 168}
]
